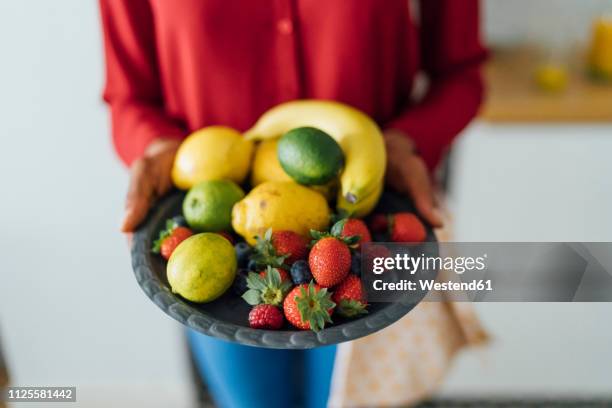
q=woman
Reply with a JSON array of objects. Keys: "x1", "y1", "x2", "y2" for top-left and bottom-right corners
[{"x1": 100, "y1": 1, "x2": 486, "y2": 407}]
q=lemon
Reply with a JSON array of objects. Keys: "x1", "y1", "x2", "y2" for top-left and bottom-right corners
[
  {"x1": 232, "y1": 181, "x2": 330, "y2": 245},
  {"x1": 183, "y1": 180, "x2": 244, "y2": 232},
  {"x1": 167, "y1": 233, "x2": 237, "y2": 303},
  {"x1": 535, "y1": 64, "x2": 568, "y2": 93},
  {"x1": 172, "y1": 126, "x2": 253, "y2": 189},
  {"x1": 251, "y1": 139, "x2": 292, "y2": 186}
]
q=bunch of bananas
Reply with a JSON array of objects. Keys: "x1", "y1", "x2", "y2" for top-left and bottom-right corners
[{"x1": 245, "y1": 100, "x2": 386, "y2": 217}]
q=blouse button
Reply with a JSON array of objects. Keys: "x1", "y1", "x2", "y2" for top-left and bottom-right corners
[{"x1": 277, "y1": 19, "x2": 293, "y2": 35}]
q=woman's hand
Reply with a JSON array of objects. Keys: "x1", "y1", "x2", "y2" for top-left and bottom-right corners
[
  {"x1": 383, "y1": 129, "x2": 443, "y2": 228},
  {"x1": 121, "y1": 138, "x2": 181, "y2": 232}
]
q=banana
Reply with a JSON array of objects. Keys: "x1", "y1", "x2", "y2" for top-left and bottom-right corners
[
  {"x1": 244, "y1": 100, "x2": 386, "y2": 214},
  {"x1": 337, "y1": 178, "x2": 383, "y2": 218}
]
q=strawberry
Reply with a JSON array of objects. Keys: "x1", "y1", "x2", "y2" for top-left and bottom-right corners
[
  {"x1": 309, "y1": 237, "x2": 351, "y2": 287},
  {"x1": 369, "y1": 214, "x2": 388, "y2": 233},
  {"x1": 241, "y1": 266, "x2": 293, "y2": 307},
  {"x1": 337, "y1": 218, "x2": 371, "y2": 249},
  {"x1": 259, "y1": 268, "x2": 291, "y2": 283},
  {"x1": 332, "y1": 275, "x2": 367, "y2": 318},
  {"x1": 389, "y1": 212, "x2": 426, "y2": 242},
  {"x1": 271, "y1": 230, "x2": 308, "y2": 264},
  {"x1": 283, "y1": 283, "x2": 335, "y2": 331},
  {"x1": 252, "y1": 228, "x2": 307, "y2": 268},
  {"x1": 248, "y1": 304, "x2": 284, "y2": 330},
  {"x1": 217, "y1": 231, "x2": 235, "y2": 245},
  {"x1": 152, "y1": 218, "x2": 193, "y2": 260},
  {"x1": 160, "y1": 227, "x2": 193, "y2": 259}
]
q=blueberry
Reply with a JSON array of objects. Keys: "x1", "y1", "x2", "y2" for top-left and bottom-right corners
[
  {"x1": 350, "y1": 252, "x2": 362, "y2": 277},
  {"x1": 234, "y1": 242, "x2": 252, "y2": 268},
  {"x1": 247, "y1": 259, "x2": 258, "y2": 272},
  {"x1": 290, "y1": 260, "x2": 313, "y2": 284},
  {"x1": 172, "y1": 215, "x2": 188, "y2": 227},
  {"x1": 231, "y1": 269, "x2": 249, "y2": 295}
]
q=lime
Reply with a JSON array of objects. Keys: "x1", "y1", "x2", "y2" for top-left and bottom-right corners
[
  {"x1": 167, "y1": 233, "x2": 237, "y2": 302},
  {"x1": 277, "y1": 127, "x2": 344, "y2": 185},
  {"x1": 183, "y1": 180, "x2": 244, "y2": 232}
]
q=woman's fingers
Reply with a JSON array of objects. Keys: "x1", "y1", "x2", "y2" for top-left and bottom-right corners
[
  {"x1": 121, "y1": 158, "x2": 154, "y2": 232},
  {"x1": 382, "y1": 130, "x2": 444, "y2": 228},
  {"x1": 404, "y1": 157, "x2": 444, "y2": 228},
  {"x1": 120, "y1": 139, "x2": 180, "y2": 233},
  {"x1": 122, "y1": 196, "x2": 151, "y2": 232}
]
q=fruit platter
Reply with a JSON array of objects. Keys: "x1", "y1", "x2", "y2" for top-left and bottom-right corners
[{"x1": 131, "y1": 100, "x2": 437, "y2": 349}]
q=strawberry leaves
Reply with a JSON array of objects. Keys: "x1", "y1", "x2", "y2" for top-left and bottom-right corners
[
  {"x1": 241, "y1": 266, "x2": 292, "y2": 307},
  {"x1": 295, "y1": 283, "x2": 335, "y2": 332},
  {"x1": 309, "y1": 219, "x2": 360, "y2": 247},
  {"x1": 330, "y1": 208, "x2": 350, "y2": 224},
  {"x1": 336, "y1": 299, "x2": 368, "y2": 318}
]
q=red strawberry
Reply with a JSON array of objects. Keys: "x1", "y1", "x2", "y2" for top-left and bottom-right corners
[
  {"x1": 369, "y1": 214, "x2": 388, "y2": 233},
  {"x1": 271, "y1": 231, "x2": 308, "y2": 264},
  {"x1": 389, "y1": 213, "x2": 426, "y2": 242},
  {"x1": 159, "y1": 227, "x2": 193, "y2": 260},
  {"x1": 332, "y1": 275, "x2": 367, "y2": 318},
  {"x1": 217, "y1": 231, "x2": 235, "y2": 245},
  {"x1": 152, "y1": 218, "x2": 193, "y2": 259},
  {"x1": 309, "y1": 237, "x2": 351, "y2": 287},
  {"x1": 259, "y1": 268, "x2": 290, "y2": 283},
  {"x1": 253, "y1": 229, "x2": 307, "y2": 268},
  {"x1": 338, "y1": 219, "x2": 372, "y2": 248},
  {"x1": 283, "y1": 283, "x2": 335, "y2": 331},
  {"x1": 248, "y1": 304, "x2": 284, "y2": 330}
]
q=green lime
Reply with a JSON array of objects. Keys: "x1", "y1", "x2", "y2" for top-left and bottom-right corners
[
  {"x1": 183, "y1": 180, "x2": 244, "y2": 232},
  {"x1": 277, "y1": 127, "x2": 344, "y2": 185},
  {"x1": 167, "y1": 233, "x2": 237, "y2": 302}
]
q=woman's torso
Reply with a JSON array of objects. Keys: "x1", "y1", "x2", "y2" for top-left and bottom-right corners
[{"x1": 149, "y1": 0, "x2": 419, "y2": 131}]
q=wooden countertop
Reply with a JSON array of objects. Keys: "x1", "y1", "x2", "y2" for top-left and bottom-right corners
[{"x1": 480, "y1": 47, "x2": 612, "y2": 122}]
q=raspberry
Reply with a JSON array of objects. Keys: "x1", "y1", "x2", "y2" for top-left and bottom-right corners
[{"x1": 248, "y1": 304, "x2": 284, "y2": 329}]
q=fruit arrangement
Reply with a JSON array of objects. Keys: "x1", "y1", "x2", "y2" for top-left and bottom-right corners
[{"x1": 146, "y1": 100, "x2": 429, "y2": 333}]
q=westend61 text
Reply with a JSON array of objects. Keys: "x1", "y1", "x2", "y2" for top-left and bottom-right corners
[{"x1": 373, "y1": 279, "x2": 493, "y2": 292}]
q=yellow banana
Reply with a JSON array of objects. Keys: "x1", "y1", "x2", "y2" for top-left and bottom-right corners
[
  {"x1": 337, "y1": 178, "x2": 383, "y2": 218},
  {"x1": 244, "y1": 100, "x2": 386, "y2": 213}
]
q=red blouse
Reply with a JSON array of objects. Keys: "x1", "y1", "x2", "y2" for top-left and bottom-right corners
[{"x1": 100, "y1": 0, "x2": 486, "y2": 170}]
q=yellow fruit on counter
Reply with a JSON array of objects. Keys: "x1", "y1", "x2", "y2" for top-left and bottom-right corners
[
  {"x1": 244, "y1": 100, "x2": 386, "y2": 216},
  {"x1": 535, "y1": 64, "x2": 568, "y2": 93},
  {"x1": 232, "y1": 181, "x2": 330, "y2": 245},
  {"x1": 589, "y1": 17, "x2": 612, "y2": 81},
  {"x1": 250, "y1": 139, "x2": 292, "y2": 186},
  {"x1": 172, "y1": 126, "x2": 253, "y2": 190}
]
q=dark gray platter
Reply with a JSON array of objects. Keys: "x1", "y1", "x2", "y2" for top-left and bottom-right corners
[{"x1": 131, "y1": 190, "x2": 436, "y2": 349}]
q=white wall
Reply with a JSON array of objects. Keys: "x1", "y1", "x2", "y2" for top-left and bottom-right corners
[
  {"x1": 484, "y1": 0, "x2": 611, "y2": 48},
  {"x1": 441, "y1": 124, "x2": 612, "y2": 396},
  {"x1": 0, "y1": 1, "x2": 192, "y2": 407},
  {"x1": 0, "y1": 1, "x2": 611, "y2": 407}
]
